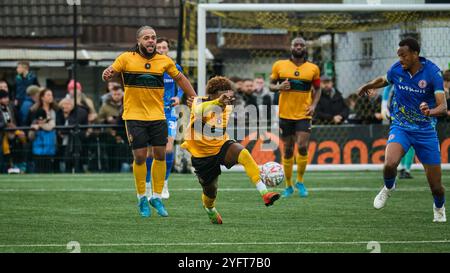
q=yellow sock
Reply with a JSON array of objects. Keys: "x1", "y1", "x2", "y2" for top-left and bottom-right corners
[
  {"x1": 202, "y1": 193, "x2": 216, "y2": 209},
  {"x1": 151, "y1": 159, "x2": 166, "y2": 195},
  {"x1": 237, "y1": 149, "x2": 260, "y2": 185},
  {"x1": 133, "y1": 161, "x2": 147, "y2": 196},
  {"x1": 296, "y1": 153, "x2": 308, "y2": 183},
  {"x1": 282, "y1": 156, "x2": 294, "y2": 187}
]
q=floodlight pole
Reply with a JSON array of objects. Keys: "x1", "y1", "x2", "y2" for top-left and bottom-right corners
[{"x1": 72, "y1": 1, "x2": 80, "y2": 173}]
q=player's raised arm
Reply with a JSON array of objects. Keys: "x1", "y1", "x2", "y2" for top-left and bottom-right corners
[
  {"x1": 357, "y1": 76, "x2": 389, "y2": 96},
  {"x1": 102, "y1": 66, "x2": 119, "y2": 82}
]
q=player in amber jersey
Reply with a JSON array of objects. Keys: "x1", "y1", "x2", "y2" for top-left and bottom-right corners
[
  {"x1": 269, "y1": 37, "x2": 321, "y2": 198},
  {"x1": 102, "y1": 26, "x2": 196, "y2": 218},
  {"x1": 181, "y1": 76, "x2": 280, "y2": 224}
]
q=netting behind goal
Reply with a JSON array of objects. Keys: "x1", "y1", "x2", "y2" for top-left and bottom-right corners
[{"x1": 176, "y1": 3, "x2": 450, "y2": 170}]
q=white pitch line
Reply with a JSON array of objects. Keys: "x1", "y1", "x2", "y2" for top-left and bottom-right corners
[
  {"x1": 0, "y1": 187, "x2": 433, "y2": 192},
  {"x1": 0, "y1": 240, "x2": 449, "y2": 248}
]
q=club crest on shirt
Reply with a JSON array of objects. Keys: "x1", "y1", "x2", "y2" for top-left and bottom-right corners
[
  {"x1": 388, "y1": 134, "x2": 395, "y2": 141},
  {"x1": 418, "y1": 80, "x2": 427, "y2": 89},
  {"x1": 294, "y1": 71, "x2": 300, "y2": 77}
]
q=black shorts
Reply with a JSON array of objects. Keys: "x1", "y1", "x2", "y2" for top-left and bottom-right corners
[
  {"x1": 279, "y1": 118, "x2": 312, "y2": 137},
  {"x1": 125, "y1": 120, "x2": 168, "y2": 150},
  {"x1": 191, "y1": 140, "x2": 237, "y2": 186}
]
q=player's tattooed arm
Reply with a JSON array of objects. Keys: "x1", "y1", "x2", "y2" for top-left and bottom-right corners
[
  {"x1": 102, "y1": 66, "x2": 119, "y2": 82},
  {"x1": 269, "y1": 79, "x2": 290, "y2": 92}
]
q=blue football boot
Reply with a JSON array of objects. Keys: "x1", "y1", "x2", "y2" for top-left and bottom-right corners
[{"x1": 149, "y1": 197, "x2": 169, "y2": 217}]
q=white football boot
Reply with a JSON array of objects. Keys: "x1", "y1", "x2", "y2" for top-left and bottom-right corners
[
  {"x1": 373, "y1": 185, "x2": 395, "y2": 209},
  {"x1": 162, "y1": 180, "x2": 170, "y2": 199},
  {"x1": 433, "y1": 204, "x2": 446, "y2": 223}
]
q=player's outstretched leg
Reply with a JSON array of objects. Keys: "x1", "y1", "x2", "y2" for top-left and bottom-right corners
[{"x1": 236, "y1": 147, "x2": 280, "y2": 206}]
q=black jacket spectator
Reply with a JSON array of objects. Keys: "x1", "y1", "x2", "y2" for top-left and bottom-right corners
[{"x1": 314, "y1": 88, "x2": 349, "y2": 125}]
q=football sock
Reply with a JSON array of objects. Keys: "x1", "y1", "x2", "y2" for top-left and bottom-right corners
[
  {"x1": 202, "y1": 193, "x2": 216, "y2": 209},
  {"x1": 133, "y1": 161, "x2": 147, "y2": 196},
  {"x1": 433, "y1": 195, "x2": 445, "y2": 209},
  {"x1": 256, "y1": 181, "x2": 268, "y2": 195},
  {"x1": 296, "y1": 153, "x2": 308, "y2": 183},
  {"x1": 384, "y1": 176, "x2": 396, "y2": 189},
  {"x1": 145, "y1": 157, "x2": 153, "y2": 183},
  {"x1": 282, "y1": 156, "x2": 294, "y2": 187},
  {"x1": 404, "y1": 148, "x2": 414, "y2": 172},
  {"x1": 151, "y1": 159, "x2": 166, "y2": 195},
  {"x1": 237, "y1": 149, "x2": 260, "y2": 185},
  {"x1": 165, "y1": 152, "x2": 174, "y2": 180}
]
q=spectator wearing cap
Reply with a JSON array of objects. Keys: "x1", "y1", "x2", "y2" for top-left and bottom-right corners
[
  {"x1": 19, "y1": 85, "x2": 40, "y2": 126},
  {"x1": 65, "y1": 80, "x2": 98, "y2": 123},
  {"x1": 314, "y1": 75, "x2": 349, "y2": 125},
  {"x1": 0, "y1": 89, "x2": 27, "y2": 173},
  {"x1": 15, "y1": 61, "x2": 39, "y2": 109}
]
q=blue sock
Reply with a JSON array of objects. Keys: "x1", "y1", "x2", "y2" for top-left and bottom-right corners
[
  {"x1": 384, "y1": 177, "x2": 396, "y2": 189},
  {"x1": 165, "y1": 152, "x2": 174, "y2": 180},
  {"x1": 433, "y1": 195, "x2": 445, "y2": 209},
  {"x1": 146, "y1": 157, "x2": 153, "y2": 183}
]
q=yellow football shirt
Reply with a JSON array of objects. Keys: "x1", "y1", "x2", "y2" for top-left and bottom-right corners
[
  {"x1": 112, "y1": 51, "x2": 180, "y2": 121},
  {"x1": 270, "y1": 59, "x2": 320, "y2": 120},
  {"x1": 181, "y1": 97, "x2": 232, "y2": 158}
]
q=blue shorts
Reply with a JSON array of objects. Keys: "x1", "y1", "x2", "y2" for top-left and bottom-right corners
[
  {"x1": 165, "y1": 109, "x2": 178, "y2": 138},
  {"x1": 387, "y1": 126, "x2": 441, "y2": 165}
]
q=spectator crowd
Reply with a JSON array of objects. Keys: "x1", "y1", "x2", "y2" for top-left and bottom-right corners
[{"x1": 1, "y1": 61, "x2": 449, "y2": 174}]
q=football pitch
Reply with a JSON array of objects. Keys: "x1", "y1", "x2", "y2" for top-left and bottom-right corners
[{"x1": 0, "y1": 170, "x2": 449, "y2": 253}]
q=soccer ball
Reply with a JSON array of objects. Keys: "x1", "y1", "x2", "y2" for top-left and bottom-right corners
[{"x1": 260, "y1": 161, "x2": 284, "y2": 187}]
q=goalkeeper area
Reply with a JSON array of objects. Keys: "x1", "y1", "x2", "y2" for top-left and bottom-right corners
[{"x1": 1, "y1": 171, "x2": 449, "y2": 253}]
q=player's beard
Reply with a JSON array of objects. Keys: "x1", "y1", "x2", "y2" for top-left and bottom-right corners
[
  {"x1": 292, "y1": 49, "x2": 306, "y2": 59},
  {"x1": 138, "y1": 43, "x2": 154, "y2": 58}
]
